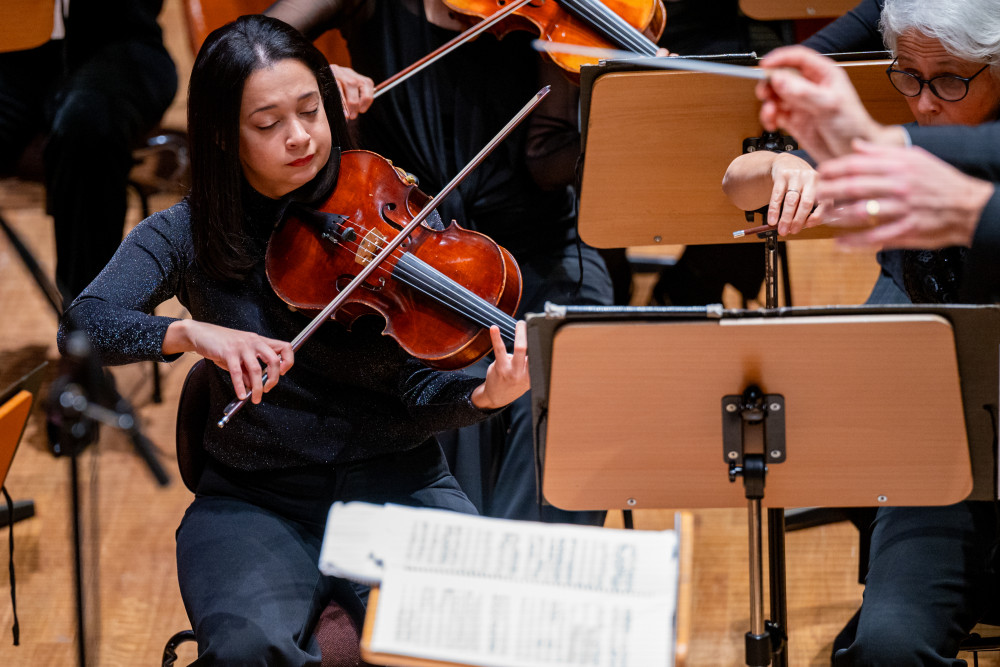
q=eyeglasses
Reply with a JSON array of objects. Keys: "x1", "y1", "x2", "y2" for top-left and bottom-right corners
[{"x1": 885, "y1": 59, "x2": 990, "y2": 102}]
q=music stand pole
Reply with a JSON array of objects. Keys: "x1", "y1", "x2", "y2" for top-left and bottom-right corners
[
  {"x1": 761, "y1": 230, "x2": 789, "y2": 667},
  {"x1": 725, "y1": 383, "x2": 787, "y2": 666}
]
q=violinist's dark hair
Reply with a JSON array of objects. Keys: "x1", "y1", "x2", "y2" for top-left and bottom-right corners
[{"x1": 187, "y1": 14, "x2": 352, "y2": 282}]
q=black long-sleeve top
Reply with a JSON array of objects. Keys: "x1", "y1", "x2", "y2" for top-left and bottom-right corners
[
  {"x1": 965, "y1": 189, "x2": 1000, "y2": 303},
  {"x1": 800, "y1": 0, "x2": 885, "y2": 53},
  {"x1": 58, "y1": 191, "x2": 496, "y2": 471}
]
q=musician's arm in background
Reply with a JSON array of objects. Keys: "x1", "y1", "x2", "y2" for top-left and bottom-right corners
[
  {"x1": 265, "y1": 0, "x2": 374, "y2": 118},
  {"x1": 266, "y1": 0, "x2": 354, "y2": 39},
  {"x1": 799, "y1": 0, "x2": 885, "y2": 53},
  {"x1": 967, "y1": 189, "x2": 1000, "y2": 302},
  {"x1": 904, "y1": 123, "x2": 1000, "y2": 181},
  {"x1": 722, "y1": 150, "x2": 824, "y2": 235}
]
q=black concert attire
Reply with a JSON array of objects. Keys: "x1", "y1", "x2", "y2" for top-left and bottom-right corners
[
  {"x1": 59, "y1": 187, "x2": 498, "y2": 664},
  {"x1": 799, "y1": 0, "x2": 884, "y2": 54},
  {"x1": 967, "y1": 188, "x2": 1000, "y2": 303},
  {"x1": 274, "y1": 0, "x2": 614, "y2": 524},
  {"x1": 0, "y1": 0, "x2": 177, "y2": 301}
]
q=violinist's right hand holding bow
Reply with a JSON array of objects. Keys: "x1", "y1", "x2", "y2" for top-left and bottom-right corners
[{"x1": 162, "y1": 319, "x2": 294, "y2": 405}]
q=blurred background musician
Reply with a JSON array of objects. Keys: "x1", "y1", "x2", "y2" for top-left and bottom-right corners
[{"x1": 0, "y1": 0, "x2": 178, "y2": 304}]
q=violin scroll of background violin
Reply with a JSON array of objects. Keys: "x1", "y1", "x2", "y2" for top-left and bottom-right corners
[{"x1": 265, "y1": 150, "x2": 522, "y2": 371}]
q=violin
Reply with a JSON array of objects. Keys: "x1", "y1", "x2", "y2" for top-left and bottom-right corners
[
  {"x1": 375, "y1": 0, "x2": 666, "y2": 96},
  {"x1": 265, "y1": 150, "x2": 522, "y2": 371},
  {"x1": 442, "y1": 0, "x2": 666, "y2": 72},
  {"x1": 219, "y1": 86, "x2": 547, "y2": 427}
]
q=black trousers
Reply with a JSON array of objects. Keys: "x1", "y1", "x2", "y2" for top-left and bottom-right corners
[
  {"x1": 0, "y1": 39, "x2": 176, "y2": 299},
  {"x1": 176, "y1": 440, "x2": 476, "y2": 666},
  {"x1": 833, "y1": 274, "x2": 1000, "y2": 665},
  {"x1": 833, "y1": 502, "x2": 1000, "y2": 666}
]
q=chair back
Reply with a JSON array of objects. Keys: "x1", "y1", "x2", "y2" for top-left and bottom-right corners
[
  {"x1": 0, "y1": 391, "x2": 33, "y2": 490},
  {"x1": 176, "y1": 359, "x2": 211, "y2": 493}
]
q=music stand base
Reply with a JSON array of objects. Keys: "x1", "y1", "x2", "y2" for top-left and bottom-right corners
[{"x1": 747, "y1": 632, "x2": 772, "y2": 667}]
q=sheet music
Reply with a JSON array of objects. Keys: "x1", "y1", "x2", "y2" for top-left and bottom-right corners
[
  {"x1": 320, "y1": 502, "x2": 677, "y2": 667},
  {"x1": 373, "y1": 569, "x2": 673, "y2": 667}
]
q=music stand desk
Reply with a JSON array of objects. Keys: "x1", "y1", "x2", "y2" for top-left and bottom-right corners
[
  {"x1": 575, "y1": 58, "x2": 913, "y2": 249},
  {"x1": 529, "y1": 304, "x2": 998, "y2": 510},
  {"x1": 528, "y1": 303, "x2": 998, "y2": 665}
]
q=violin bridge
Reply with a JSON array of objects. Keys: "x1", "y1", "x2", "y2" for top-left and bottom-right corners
[{"x1": 356, "y1": 228, "x2": 386, "y2": 266}]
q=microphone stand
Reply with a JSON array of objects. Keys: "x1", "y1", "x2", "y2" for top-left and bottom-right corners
[{"x1": 47, "y1": 331, "x2": 170, "y2": 667}]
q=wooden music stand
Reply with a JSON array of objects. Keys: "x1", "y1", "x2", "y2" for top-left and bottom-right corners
[
  {"x1": 526, "y1": 304, "x2": 1000, "y2": 666},
  {"x1": 575, "y1": 56, "x2": 913, "y2": 249}
]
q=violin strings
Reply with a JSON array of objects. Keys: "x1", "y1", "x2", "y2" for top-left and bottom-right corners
[
  {"x1": 308, "y1": 230, "x2": 518, "y2": 343},
  {"x1": 558, "y1": 0, "x2": 658, "y2": 56},
  {"x1": 588, "y1": 0, "x2": 658, "y2": 54},
  {"x1": 394, "y1": 253, "x2": 519, "y2": 340},
  {"x1": 301, "y1": 240, "x2": 516, "y2": 342},
  {"x1": 361, "y1": 246, "x2": 519, "y2": 342}
]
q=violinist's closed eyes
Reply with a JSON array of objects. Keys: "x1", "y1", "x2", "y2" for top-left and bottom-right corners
[{"x1": 58, "y1": 15, "x2": 528, "y2": 664}]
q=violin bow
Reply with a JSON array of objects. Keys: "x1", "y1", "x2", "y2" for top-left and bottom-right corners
[
  {"x1": 534, "y1": 40, "x2": 769, "y2": 80},
  {"x1": 373, "y1": 0, "x2": 535, "y2": 99},
  {"x1": 217, "y1": 86, "x2": 551, "y2": 428}
]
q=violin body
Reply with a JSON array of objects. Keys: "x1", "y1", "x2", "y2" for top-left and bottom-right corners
[
  {"x1": 442, "y1": 0, "x2": 666, "y2": 73},
  {"x1": 266, "y1": 150, "x2": 522, "y2": 371}
]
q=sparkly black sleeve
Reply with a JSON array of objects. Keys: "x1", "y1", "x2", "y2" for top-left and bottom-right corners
[
  {"x1": 58, "y1": 203, "x2": 191, "y2": 366},
  {"x1": 396, "y1": 357, "x2": 502, "y2": 431}
]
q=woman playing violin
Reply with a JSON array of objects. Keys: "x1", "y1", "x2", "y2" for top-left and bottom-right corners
[
  {"x1": 58, "y1": 15, "x2": 529, "y2": 664},
  {"x1": 267, "y1": 0, "x2": 615, "y2": 526}
]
